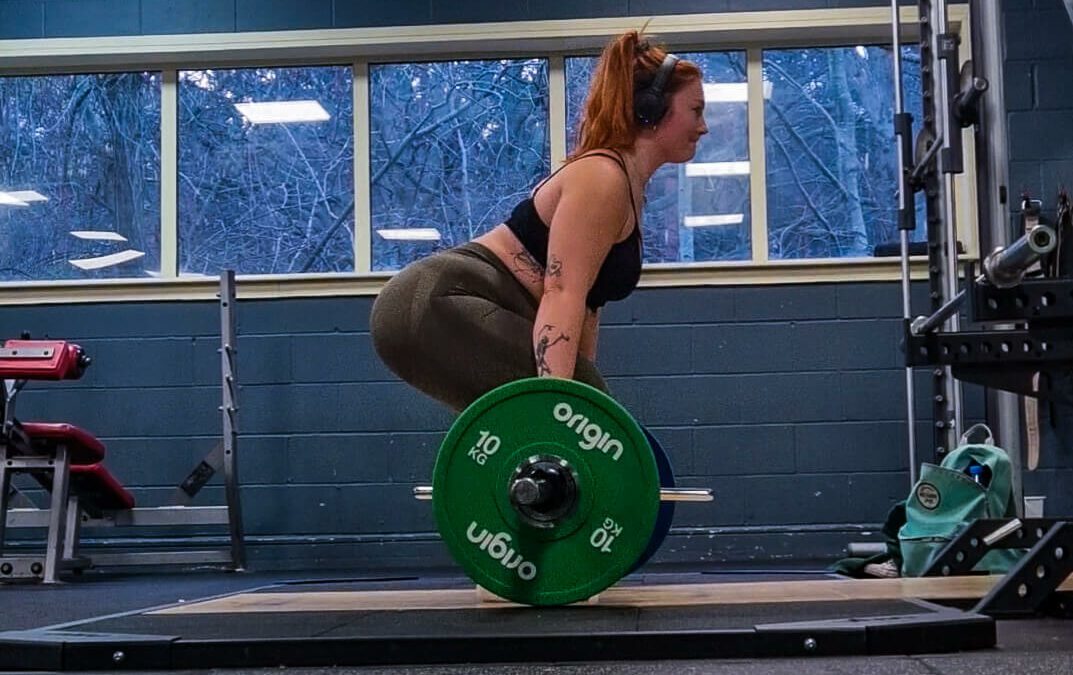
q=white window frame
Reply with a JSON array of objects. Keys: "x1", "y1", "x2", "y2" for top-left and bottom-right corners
[{"x1": 0, "y1": 5, "x2": 975, "y2": 304}]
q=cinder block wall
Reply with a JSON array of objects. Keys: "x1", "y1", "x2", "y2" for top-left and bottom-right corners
[
  {"x1": 1004, "y1": 0, "x2": 1073, "y2": 516},
  {"x1": 0, "y1": 283, "x2": 981, "y2": 569}
]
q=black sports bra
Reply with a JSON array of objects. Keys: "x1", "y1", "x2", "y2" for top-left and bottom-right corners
[{"x1": 503, "y1": 150, "x2": 642, "y2": 310}]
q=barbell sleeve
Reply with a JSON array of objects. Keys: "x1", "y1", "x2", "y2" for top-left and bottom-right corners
[
  {"x1": 983, "y1": 224, "x2": 1057, "y2": 289},
  {"x1": 412, "y1": 485, "x2": 712, "y2": 503},
  {"x1": 983, "y1": 518, "x2": 1023, "y2": 547},
  {"x1": 659, "y1": 488, "x2": 714, "y2": 502},
  {"x1": 912, "y1": 223, "x2": 1059, "y2": 335}
]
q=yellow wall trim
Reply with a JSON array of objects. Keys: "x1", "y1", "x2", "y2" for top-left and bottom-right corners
[{"x1": 0, "y1": 258, "x2": 940, "y2": 306}]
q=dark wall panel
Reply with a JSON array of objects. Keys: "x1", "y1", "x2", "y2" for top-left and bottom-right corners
[
  {"x1": 332, "y1": 1, "x2": 435, "y2": 28},
  {"x1": 141, "y1": 0, "x2": 236, "y2": 34},
  {"x1": 235, "y1": 0, "x2": 333, "y2": 32},
  {"x1": 1, "y1": 281, "x2": 977, "y2": 568},
  {"x1": 43, "y1": 0, "x2": 141, "y2": 37},
  {"x1": 0, "y1": 0, "x2": 45, "y2": 39}
]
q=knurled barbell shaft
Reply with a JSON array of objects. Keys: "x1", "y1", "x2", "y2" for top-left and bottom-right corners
[{"x1": 412, "y1": 486, "x2": 712, "y2": 502}]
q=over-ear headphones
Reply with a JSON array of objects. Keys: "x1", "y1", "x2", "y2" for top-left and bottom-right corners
[{"x1": 634, "y1": 53, "x2": 680, "y2": 127}]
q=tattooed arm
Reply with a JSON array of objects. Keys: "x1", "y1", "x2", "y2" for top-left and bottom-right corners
[{"x1": 533, "y1": 157, "x2": 630, "y2": 379}]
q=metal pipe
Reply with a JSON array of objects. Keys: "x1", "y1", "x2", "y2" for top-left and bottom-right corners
[
  {"x1": 891, "y1": 0, "x2": 919, "y2": 486},
  {"x1": 911, "y1": 289, "x2": 967, "y2": 336},
  {"x1": 891, "y1": 0, "x2": 906, "y2": 133},
  {"x1": 971, "y1": 0, "x2": 1023, "y2": 516},
  {"x1": 972, "y1": 0, "x2": 1013, "y2": 255},
  {"x1": 983, "y1": 518, "x2": 1023, "y2": 547},
  {"x1": 910, "y1": 134, "x2": 944, "y2": 185},
  {"x1": 954, "y1": 76, "x2": 989, "y2": 123},
  {"x1": 659, "y1": 488, "x2": 714, "y2": 502},
  {"x1": 930, "y1": 0, "x2": 965, "y2": 445},
  {"x1": 413, "y1": 486, "x2": 714, "y2": 503},
  {"x1": 218, "y1": 270, "x2": 247, "y2": 571}
]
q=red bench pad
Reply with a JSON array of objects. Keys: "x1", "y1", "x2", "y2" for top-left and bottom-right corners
[
  {"x1": 0, "y1": 340, "x2": 86, "y2": 380},
  {"x1": 71, "y1": 463, "x2": 136, "y2": 511},
  {"x1": 20, "y1": 422, "x2": 106, "y2": 465}
]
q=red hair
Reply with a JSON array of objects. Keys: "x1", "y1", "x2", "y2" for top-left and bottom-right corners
[{"x1": 570, "y1": 30, "x2": 701, "y2": 159}]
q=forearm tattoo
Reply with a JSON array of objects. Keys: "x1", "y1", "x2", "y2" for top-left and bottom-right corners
[
  {"x1": 535, "y1": 323, "x2": 571, "y2": 376},
  {"x1": 511, "y1": 249, "x2": 544, "y2": 284},
  {"x1": 546, "y1": 254, "x2": 562, "y2": 278}
]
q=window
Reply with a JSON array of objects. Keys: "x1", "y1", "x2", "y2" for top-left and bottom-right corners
[
  {"x1": 369, "y1": 59, "x2": 549, "y2": 271},
  {"x1": 0, "y1": 73, "x2": 161, "y2": 281},
  {"x1": 178, "y1": 66, "x2": 354, "y2": 275},
  {"x1": 0, "y1": 6, "x2": 970, "y2": 300},
  {"x1": 764, "y1": 46, "x2": 924, "y2": 260}
]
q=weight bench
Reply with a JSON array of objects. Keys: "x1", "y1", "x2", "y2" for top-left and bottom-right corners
[
  {"x1": 2, "y1": 274, "x2": 245, "y2": 583},
  {"x1": 0, "y1": 340, "x2": 138, "y2": 582}
]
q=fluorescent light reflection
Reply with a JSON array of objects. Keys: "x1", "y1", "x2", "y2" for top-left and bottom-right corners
[
  {"x1": 703, "y1": 81, "x2": 772, "y2": 103},
  {"x1": 0, "y1": 192, "x2": 29, "y2": 207},
  {"x1": 234, "y1": 100, "x2": 330, "y2": 124},
  {"x1": 376, "y1": 228, "x2": 442, "y2": 241},
  {"x1": 5, "y1": 190, "x2": 48, "y2": 203},
  {"x1": 69, "y1": 250, "x2": 146, "y2": 271},
  {"x1": 685, "y1": 162, "x2": 752, "y2": 177},
  {"x1": 683, "y1": 214, "x2": 745, "y2": 227},
  {"x1": 70, "y1": 231, "x2": 128, "y2": 242}
]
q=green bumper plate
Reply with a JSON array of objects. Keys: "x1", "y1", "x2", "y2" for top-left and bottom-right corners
[{"x1": 432, "y1": 378, "x2": 660, "y2": 605}]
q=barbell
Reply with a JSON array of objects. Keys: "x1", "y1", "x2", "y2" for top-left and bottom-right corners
[{"x1": 413, "y1": 377, "x2": 713, "y2": 606}]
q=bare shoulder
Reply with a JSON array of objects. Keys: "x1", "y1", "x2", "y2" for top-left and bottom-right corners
[{"x1": 555, "y1": 152, "x2": 630, "y2": 200}]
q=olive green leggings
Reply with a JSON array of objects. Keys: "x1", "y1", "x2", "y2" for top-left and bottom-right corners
[{"x1": 370, "y1": 242, "x2": 608, "y2": 413}]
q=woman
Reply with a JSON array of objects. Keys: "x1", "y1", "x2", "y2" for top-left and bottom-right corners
[{"x1": 371, "y1": 30, "x2": 707, "y2": 412}]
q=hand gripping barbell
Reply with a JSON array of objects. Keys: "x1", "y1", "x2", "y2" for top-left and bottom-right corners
[{"x1": 413, "y1": 377, "x2": 713, "y2": 606}]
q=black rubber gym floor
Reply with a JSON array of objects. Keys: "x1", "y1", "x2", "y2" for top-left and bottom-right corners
[{"x1": 0, "y1": 568, "x2": 1024, "y2": 671}]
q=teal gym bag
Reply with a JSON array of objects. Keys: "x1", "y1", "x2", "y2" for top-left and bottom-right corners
[{"x1": 898, "y1": 424, "x2": 1023, "y2": 577}]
